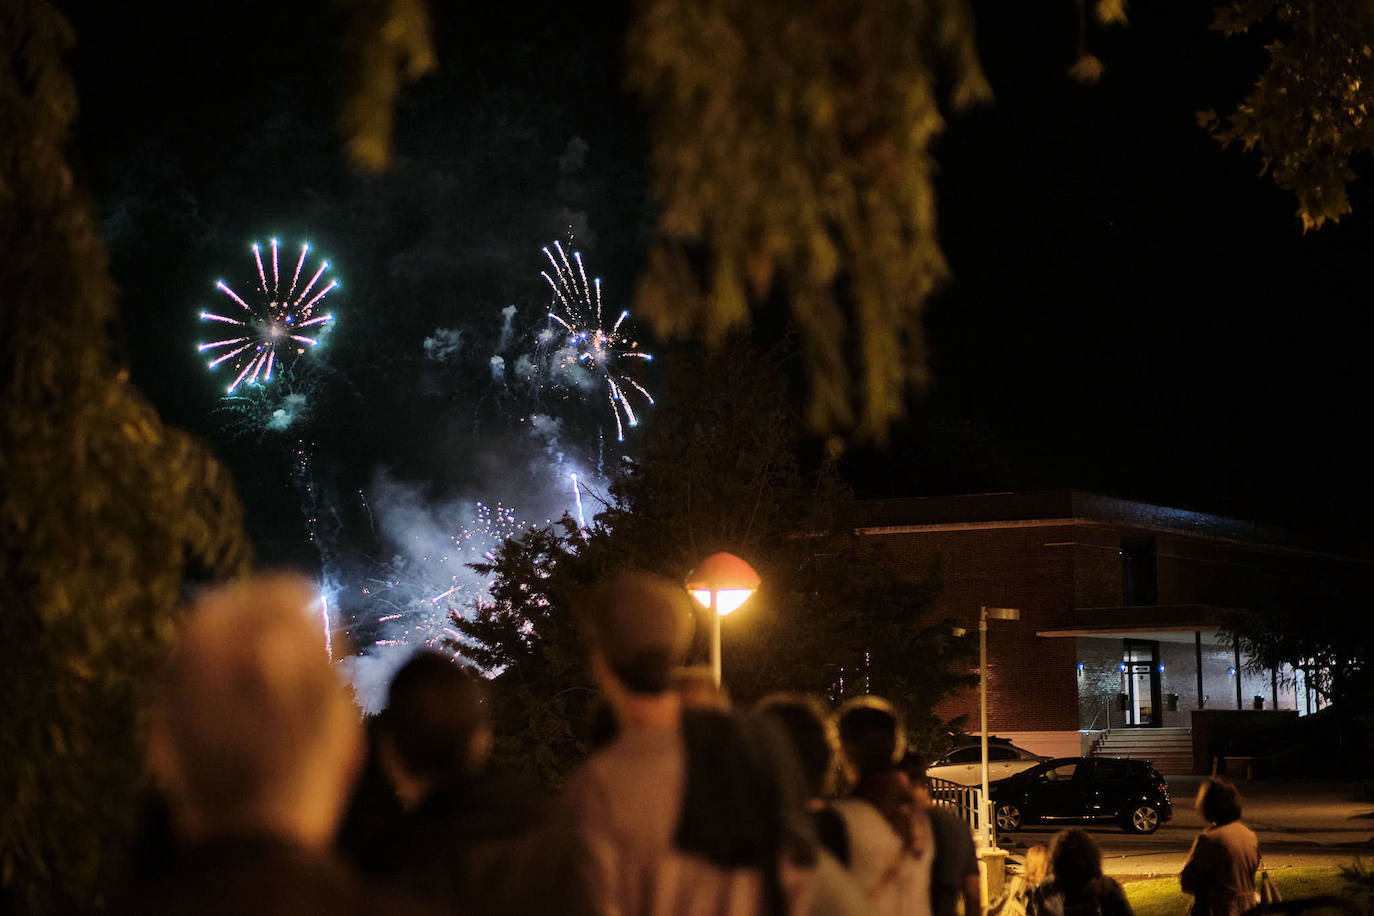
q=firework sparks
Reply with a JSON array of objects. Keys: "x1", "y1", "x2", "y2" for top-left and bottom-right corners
[
  {"x1": 361, "y1": 501, "x2": 533, "y2": 654},
  {"x1": 198, "y1": 239, "x2": 338, "y2": 394},
  {"x1": 570, "y1": 472, "x2": 588, "y2": 530},
  {"x1": 319, "y1": 594, "x2": 333, "y2": 660},
  {"x1": 541, "y1": 242, "x2": 653, "y2": 440}
]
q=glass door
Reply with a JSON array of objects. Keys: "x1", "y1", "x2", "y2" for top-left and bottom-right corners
[{"x1": 1121, "y1": 640, "x2": 1162, "y2": 726}]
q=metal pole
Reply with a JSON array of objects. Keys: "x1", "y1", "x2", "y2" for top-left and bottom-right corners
[
  {"x1": 710, "y1": 591, "x2": 721, "y2": 687},
  {"x1": 980, "y1": 606, "x2": 991, "y2": 848},
  {"x1": 1194, "y1": 631, "x2": 1204, "y2": 708},
  {"x1": 1234, "y1": 637, "x2": 1243, "y2": 710}
]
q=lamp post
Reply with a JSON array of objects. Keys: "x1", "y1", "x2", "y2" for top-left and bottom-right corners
[
  {"x1": 980, "y1": 605, "x2": 1020, "y2": 848},
  {"x1": 685, "y1": 552, "x2": 761, "y2": 687}
]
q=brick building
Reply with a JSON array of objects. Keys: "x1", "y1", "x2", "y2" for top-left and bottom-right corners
[{"x1": 854, "y1": 490, "x2": 1367, "y2": 760}]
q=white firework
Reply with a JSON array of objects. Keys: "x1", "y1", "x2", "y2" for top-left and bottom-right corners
[
  {"x1": 540, "y1": 241, "x2": 653, "y2": 441},
  {"x1": 197, "y1": 239, "x2": 337, "y2": 394}
]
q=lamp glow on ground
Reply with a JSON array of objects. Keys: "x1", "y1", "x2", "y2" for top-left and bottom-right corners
[{"x1": 685, "y1": 552, "x2": 761, "y2": 686}]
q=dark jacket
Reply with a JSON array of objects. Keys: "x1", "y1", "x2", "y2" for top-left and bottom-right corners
[
  {"x1": 115, "y1": 835, "x2": 434, "y2": 916},
  {"x1": 1030, "y1": 874, "x2": 1133, "y2": 916},
  {"x1": 365, "y1": 772, "x2": 543, "y2": 914}
]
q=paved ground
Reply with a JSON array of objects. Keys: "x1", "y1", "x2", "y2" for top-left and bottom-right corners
[{"x1": 995, "y1": 776, "x2": 1374, "y2": 879}]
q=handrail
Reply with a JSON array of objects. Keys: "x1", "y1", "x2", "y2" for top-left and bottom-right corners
[
  {"x1": 1084, "y1": 699, "x2": 1111, "y2": 735},
  {"x1": 1083, "y1": 700, "x2": 1112, "y2": 757}
]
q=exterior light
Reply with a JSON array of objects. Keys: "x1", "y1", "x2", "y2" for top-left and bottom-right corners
[
  {"x1": 1120, "y1": 662, "x2": 1128, "y2": 672},
  {"x1": 1158, "y1": 663, "x2": 1165, "y2": 673},
  {"x1": 685, "y1": 552, "x2": 761, "y2": 687},
  {"x1": 1228, "y1": 666, "x2": 1237, "y2": 677},
  {"x1": 689, "y1": 587, "x2": 754, "y2": 616}
]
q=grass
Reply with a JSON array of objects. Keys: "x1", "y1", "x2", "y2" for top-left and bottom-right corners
[{"x1": 1122, "y1": 866, "x2": 1351, "y2": 916}]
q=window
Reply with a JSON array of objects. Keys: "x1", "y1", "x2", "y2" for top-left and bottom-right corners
[
  {"x1": 1039, "y1": 763, "x2": 1078, "y2": 782},
  {"x1": 987, "y1": 747, "x2": 1017, "y2": 761},
  {"x1": 1121, "y1": 537, "x2": 1158, "y2": 606},
  {"x1": 946, "y1": 747, "x2": 982, "y2": 764},
  {"x1": 1094, "y1": 758, "x2": 1127, "y2": 780}
]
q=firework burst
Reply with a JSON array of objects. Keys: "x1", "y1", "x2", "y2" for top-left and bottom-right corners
[
  {"x1": 541, "y1": 242, "x2": 653, "y2": 441},
  {"x1": 361, "y1": 501, "x2": 531, "y2": 652},
  {"x1": 197, "y1": 239, "x2": 337, "y2": 394}
]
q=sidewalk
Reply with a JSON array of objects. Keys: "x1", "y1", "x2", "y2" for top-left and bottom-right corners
[{"x1": 997, "y1": 777, "x2": 1374, "y2": 879}]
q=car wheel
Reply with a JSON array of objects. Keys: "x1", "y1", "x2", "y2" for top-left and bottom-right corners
[
  {"x1": 995, "y1": 803, "x2": 1022, "y2": 832},
  {"x1": 1124, "y1": 803, "x2": 1160, "y2": 834}
]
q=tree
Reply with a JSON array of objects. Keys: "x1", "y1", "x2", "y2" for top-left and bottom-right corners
[
  {"x1": 1223, "y1": 579, "x2": 1373, "y2": 714},
  {"x1": 1, "y1": 4, "x2": 249, "y2": 911},
  {"x1": 450, "y1": 343, "x2": 974, "y2": 785},
  {"x1": 338, "y1": 0, "x2": 436, "y2": 172},
  {"x1": 1201, "y1": 1, "x2": 1374, "y2": 230},
  {"x1": 624, "y1": 0, "x2": 991, "y2": 439}
]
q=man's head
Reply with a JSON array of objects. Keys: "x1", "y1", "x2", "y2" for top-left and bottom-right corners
[
  {"x1": 756, "y1": 693, "x2": 838, "y2": 800},
  {"x1": 835, "y1": 696, "x2": 905, "y2": 782},
  {"x1": 576, "y1": 571, "x2": 694, "y2": 696},
  {"x1": 376, "y1": 652, "x2": 491, "y2": 806},
  {"x1": 147, "y1": 574, "x2": 362, "y2": 848},
  {"x1": 1195, "y1": 777, "x2": 1243, "y2": 825}
]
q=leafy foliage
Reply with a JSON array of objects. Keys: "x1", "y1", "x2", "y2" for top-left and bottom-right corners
[
  {"x1": 1, "y1": 3, "x2": 249, "y2": 911},
  {"x1": 1223, "y1": 581, "x2": 1372, "y2": 712},
  {"x1": 1201, "y1": 1, "x2": 1374, "y2": 230},
  {"x1": 625, "y1": 0, "x2": 990, "y2": 439},
  {"x1": 450, "y1": 343, "x2": 974, "y2": 784},
  {"x1": 337, "y1": 0, "x2": 437, "y2": 172}
]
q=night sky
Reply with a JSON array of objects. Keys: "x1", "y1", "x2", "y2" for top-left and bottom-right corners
[{"x1": 66, "y1": 0, "x2": 1370, "y2": 562}]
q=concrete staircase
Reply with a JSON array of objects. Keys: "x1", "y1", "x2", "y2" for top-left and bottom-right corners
[{"x1": 1093, "y1": 727, "x2": 1194, "y2": 775}]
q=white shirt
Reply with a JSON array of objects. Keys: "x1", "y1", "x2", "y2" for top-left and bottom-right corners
[{"x1": 831, "y1": 800, "x2": 934, "y2": 916}]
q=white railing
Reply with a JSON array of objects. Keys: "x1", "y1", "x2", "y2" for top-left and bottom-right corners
[{"x1": 928, "y1": 776, "x2": 989, "y2": 844}]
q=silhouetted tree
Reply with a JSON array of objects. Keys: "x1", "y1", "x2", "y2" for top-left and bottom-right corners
[
  {"x1": 1, "y1": 4, "x2": 248, "y2": 911},
  {"x1": 1201, "y1": 0, "x2": 1374, "y2": 230},
  {"x1": 450, "y1": 344, "x2": 973, "y2": 785}
]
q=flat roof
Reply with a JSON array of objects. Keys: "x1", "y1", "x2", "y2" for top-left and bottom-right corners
[{"x1": 849, "y1": 490, "x2": 1371, "y2": 561}]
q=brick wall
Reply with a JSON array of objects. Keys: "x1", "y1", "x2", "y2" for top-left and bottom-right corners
[
  {"x1": 866, "y1": 507, "x2": 1323, "y2": 736},
  {"x1": 874, "y1": 524, "x2": 1082, "y2": 732}
]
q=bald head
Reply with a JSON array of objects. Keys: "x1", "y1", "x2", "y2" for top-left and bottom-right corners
[{"x1": 149, "y1": 574, "x2": 361, "y2": 846}]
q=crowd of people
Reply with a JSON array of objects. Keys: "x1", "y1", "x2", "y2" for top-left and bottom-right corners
[{"x1": 117, "y1": 571, "x2": 1265, "y2": 915}]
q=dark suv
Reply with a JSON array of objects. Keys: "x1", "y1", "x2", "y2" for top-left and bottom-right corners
[{"x1": 989, "y1": 756, "x2": 1172, "y2": 834}]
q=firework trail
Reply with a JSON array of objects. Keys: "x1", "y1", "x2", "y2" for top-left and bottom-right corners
[
  {"x1": 198, "y1": 239, "x2": 337, "y2": 394},
  {"x1": 540, "y1": 242, "x2": 653, "y2": 441}
]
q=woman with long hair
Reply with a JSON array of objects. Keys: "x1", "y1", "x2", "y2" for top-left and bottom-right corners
[{"x1": 1030, "y1": 828, "x2": 1133, "y2": 916}]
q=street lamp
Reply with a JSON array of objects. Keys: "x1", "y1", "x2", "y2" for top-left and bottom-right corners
[
  {"x1": 979, "y1": 605, "x2": 1020, "y2": 848},
  {"x1": 685, "y1": 552, "x2": 761, "y2": 687}
]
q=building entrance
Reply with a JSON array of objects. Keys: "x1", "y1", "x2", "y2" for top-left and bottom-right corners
[{"x1": 1121, "y1": 640, "x2": 1162, "y2": 727}]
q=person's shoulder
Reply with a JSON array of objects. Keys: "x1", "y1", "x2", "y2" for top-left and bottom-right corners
[
  {"x1": 927, "y1": 805, "x2": 971, "y2": 832},
  {"x1": 1208, "y1": 819, "x2": 1258, "y2": 844},
  {"x1": 927, "y1": 806, "x2": 976, "y2": 848}
]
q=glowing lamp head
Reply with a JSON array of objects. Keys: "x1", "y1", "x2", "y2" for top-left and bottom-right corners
[
  {"x1": 691, "y1": 588, "x2": 755, "y2": 616},
  {"x1": 685, "y1": 552, "x2": 761, "y2": 617}
]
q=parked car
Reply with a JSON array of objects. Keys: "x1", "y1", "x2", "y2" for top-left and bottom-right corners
[
  {"x1": 926, "y1": 739, "x2": 1048, "y2": 786},
  {"x1": 989, "y1": 756, "x2": 1172, "y2": 834}
]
